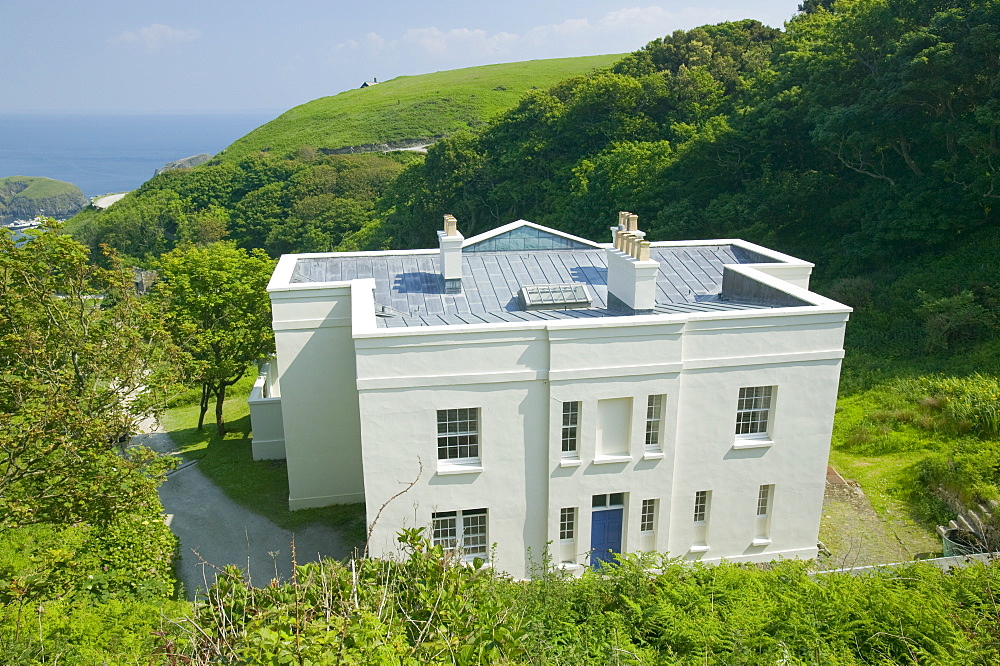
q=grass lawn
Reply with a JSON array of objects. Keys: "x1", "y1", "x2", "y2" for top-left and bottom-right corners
[
  {"x1": 160, "y1": 376, "x2": 366, "y2": 548},
  {"x1": 219, "y1": 54, "x2": 624, "y2": 161}
]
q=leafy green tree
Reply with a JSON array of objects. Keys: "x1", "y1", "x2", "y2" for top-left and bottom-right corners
[
  {"x1": 152, "y1": 242, "x2": 275, "y2": 434},
  {"x1": 230, "y1": 181, "x2": 290, "y2": 250},
  {"x1": 70, "y1": 190, "x2": 192, "y2": 263},
  {"x1": 176, "y1": 204, "x2": 230, "y2": 246},
  {"x1": 0, "y1": 224, "x2": 182, "y2": 528}
]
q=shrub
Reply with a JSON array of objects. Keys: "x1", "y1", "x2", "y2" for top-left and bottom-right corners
[{"x1": 916, "y1": 290, "x2": 996, "y2": 351}]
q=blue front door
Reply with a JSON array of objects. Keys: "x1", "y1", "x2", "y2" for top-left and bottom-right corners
[{"x1": 590, "y1": 508, "x2": 623, "y2": 568}]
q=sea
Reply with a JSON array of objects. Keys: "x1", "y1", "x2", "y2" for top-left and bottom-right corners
[{"x1": 0, "y1": 113, "x2": 278, "y2": 199}]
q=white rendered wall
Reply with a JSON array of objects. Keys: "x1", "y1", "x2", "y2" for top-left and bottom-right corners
[
  {"x1": 354, "y1": 306, "x2": 847, "y2": 577},
  {"x1": 355, "y1": 327, "x2": 550, "y2": 575},
  {"x1": 260, "y1": 243, "x2": 849, "y2": 577},
  {"x1": 249, "y1": 365, "x2": 285, "y2": 460},
  {"x1": 269, "y1": 275, "x2": 366, "y2": 509}
]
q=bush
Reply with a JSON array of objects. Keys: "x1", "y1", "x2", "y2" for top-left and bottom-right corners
[
  {"x1": 916, "y1": 290, "x2": 997, "y2": 352},
  {"x1": 173, "y1": 536, "x2": 1000, "y2": 664},
  {"x1": 0, "y1": 597, "x2": 188, "y2": 665}
]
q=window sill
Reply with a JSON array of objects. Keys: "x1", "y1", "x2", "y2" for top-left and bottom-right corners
[
  {"x1": 559, "y1": 458, "x2": 582, "y2": 468},
  {"x1": 592, "y1": 455, "x2": 631, "y2": 465},
  {"x1": 436, "y1": 463, "x2": 483, "y2": 475},
  {"x1": 689, "y1": 544, "x2": 709, "y2": 553},
  {"x1": 751, "y1": 538, "x2": 772, "y2": 546},
  {"x1": 642, "y1": 451, "x2": 664, "y2": 460},
  {"x1": 732, "y1": 435, "x2": 773, "y2": 450}
]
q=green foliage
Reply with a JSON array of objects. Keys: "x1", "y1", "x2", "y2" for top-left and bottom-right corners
[
  {"x1": 385, "y1": 0, "x2": 1000, "y2": 272},
  {"x1": 65, "y1": 55, "x2": 624, "y2": 262},
  {"x1": 0, "y1": 596, "x2": 187, "y2": 665},
  {"x1": 0, "y1": 225, "x2": 186, "y2": 663},
  {"x1": 67, "y1": 188, "x2": 192, "y2": 263},
  {"x1": 909, "y1": 374, "x2": 1000, "y2": 439},
  {"x1": 917, "y1": 289, "x2": 998, "y2": 351},
  {"x1": 152, "y1": 242, "x2": 275, "y2": 434},
  {"x1": 833, "y1": 370, "x2": 1000, "y2": 514},
  {"x1": 379, "y1": 19, "x2": 785, "y2": 246},
  {"x1": 175, "y1": 535, "x2": 1000, "y2": 664},
  {"x1": 0, "y1": 224, "x2": 183, "y2": 528}
]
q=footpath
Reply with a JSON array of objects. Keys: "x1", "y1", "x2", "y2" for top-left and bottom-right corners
[{"x1": 132, "y1": 424, "x2": 351, "y2": 600}]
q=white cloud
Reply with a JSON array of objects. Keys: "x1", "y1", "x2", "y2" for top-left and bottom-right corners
[
  {"x1": 400, "y1": 27, "x2": 519, "y2": 56},
  {"x1": 112, "y1": 23, "x2": 201, "y2": 52},
  {"x1": 365, "y1": 32, "x2": 386, "y2": 52},
  {"x1": 336, "y1": 32, "x2": 385, "y2": 52},
  {"x1": 331, "y1": 5, "x2": 732, "y2": 64}
]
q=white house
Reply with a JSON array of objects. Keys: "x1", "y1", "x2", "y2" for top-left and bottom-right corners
[{"x1": 249, "y1": 214, "x2": 850, "y2": 577}]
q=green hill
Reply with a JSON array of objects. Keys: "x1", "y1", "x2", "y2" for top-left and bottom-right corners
[
  {"x1": 0, "y1": 175, "x2": 87, "y2": 222},
  {"x1": 68, "y1": 54, "x2": 625, "y2": 259},
  {"x1": 217, "y1": 55, "x2": 622, "y2": 161}
]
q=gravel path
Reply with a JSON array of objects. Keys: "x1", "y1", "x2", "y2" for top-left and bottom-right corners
[
  {"x1": 133, "y1": 425, "x2": 351, "y2": 600},
  {"x1": 817, "y1": 474, "x2": 939, "y2": 569}
]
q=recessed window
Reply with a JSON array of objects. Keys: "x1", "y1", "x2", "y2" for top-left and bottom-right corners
[
  {"x1": 640, "y1": 499, "x2": 656, "y2": 532},
  {"x1": 559, "y1": 507, "x2": 576, "y2": 540},
  {"x1": 694, "y1": 490, "x2": 709, "y2": 523},
  {"x1": 432, "y1": 508, "x2": 488, "y2": 558},
  {"x1": 757, "y1": 484, "x2": 773, "y2": 517},
  {"x1": 736, "y1": 386, "x2": 773, "y2": 436},
  {"x1": 437, "y1": 408, "x2": 480, "y2": 462},
  {"x1": 644, "y1": 395, "x2": 665, "y2": 452},
  {"x1": 597, "y1": 397, "x2": 632, "y2": 457},
  {"x1": 561, "y1": 401, "x2": 580, "y2": 456}
]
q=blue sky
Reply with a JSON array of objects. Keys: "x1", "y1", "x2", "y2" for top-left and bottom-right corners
[{"x1": 2, "y1": 1, "x2": 802, "y2": 115}]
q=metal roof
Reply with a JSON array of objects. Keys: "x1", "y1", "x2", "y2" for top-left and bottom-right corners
[{"x1": 290, "y1": 243, "x2": 784, "y2": 328}]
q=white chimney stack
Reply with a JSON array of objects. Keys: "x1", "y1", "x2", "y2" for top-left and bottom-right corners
[
  {"x1": 607, "y1": 213, "x2": 658, "y2": 313},
  {"x1": 438, "y1": 214, "x2": 464, "y2": 294}
]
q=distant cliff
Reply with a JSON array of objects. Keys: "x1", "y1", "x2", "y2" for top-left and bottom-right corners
[
  {"x1": 155, "y1": 153, "x2": 212, "y2": 176},
  {"x1": 0, "y1": 176, "x2": 87, "y2": 222}
]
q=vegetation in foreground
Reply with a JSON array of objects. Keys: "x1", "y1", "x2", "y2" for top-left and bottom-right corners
[
  {"x1": 0, "y1": 226, "x2": 185, "y2": 662},
  {"x1": 168, "y1": 532, "x2": 1000, "y2": 665}
]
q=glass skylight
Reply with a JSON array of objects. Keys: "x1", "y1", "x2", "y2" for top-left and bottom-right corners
[{"x1": 518, "y1": 283, "x2": 592, "y2": 311}]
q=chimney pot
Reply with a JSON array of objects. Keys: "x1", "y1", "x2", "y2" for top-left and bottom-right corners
[
  {"x1": 619, "y1": 232, "x2": 633, "y2": 253},
  {"x1": 638, "y1": 240, "x2": 651, "y2": 261},
  {"x1": 627, "y1": 213, "x2": 639, "y2": 232}
]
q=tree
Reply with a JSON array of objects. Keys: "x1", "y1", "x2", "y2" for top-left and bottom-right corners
[
  {"x1": 0, "y1": 224, "x2": 182, "y2": 528},
  {"x1": 152, "y1": 242, "x2": 275, "y2": 434}
]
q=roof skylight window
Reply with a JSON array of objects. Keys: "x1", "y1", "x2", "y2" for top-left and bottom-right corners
[{"x1": 518, "y1": 283, "x2": 592, "y2": 311}]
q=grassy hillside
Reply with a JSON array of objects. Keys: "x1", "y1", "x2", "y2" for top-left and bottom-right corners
[
  {"x1": 0, "y1": 175, "x2": 87, "y2": 222},
  {"x1": 217, "y1": 55, "x2": 622, "y2": 161},
  {"x1": 68, "y1": 54, "x2": 624, "y2": 259}
]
